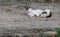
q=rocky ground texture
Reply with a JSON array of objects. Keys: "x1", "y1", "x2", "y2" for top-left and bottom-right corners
[{"x1": 0, "y1": 3, "x2": 60, "y2": 37}]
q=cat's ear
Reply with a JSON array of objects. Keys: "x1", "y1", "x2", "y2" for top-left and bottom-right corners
[
  {"x1": 28, "y1": 6, "x2": 30, "y2": 8},
  {"x1": 24, "y1": 5, "x2": 30, "y2": 10}
]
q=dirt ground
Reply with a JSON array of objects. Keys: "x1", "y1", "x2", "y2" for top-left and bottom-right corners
[{"x1": 0, "y1": 3, "x2": 60, "y2": 37}]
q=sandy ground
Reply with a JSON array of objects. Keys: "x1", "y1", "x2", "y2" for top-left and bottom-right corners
[{"x1": 0, "y1": 3, "x2": 60, "y2": 36}]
